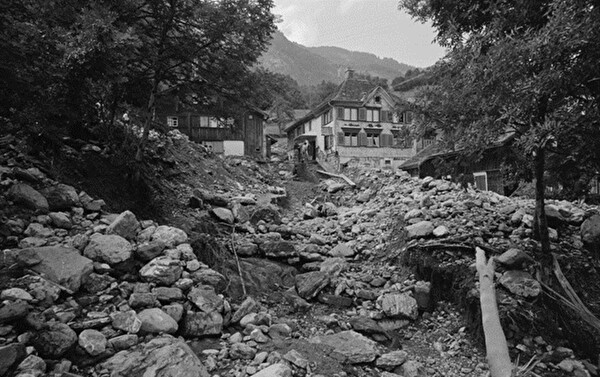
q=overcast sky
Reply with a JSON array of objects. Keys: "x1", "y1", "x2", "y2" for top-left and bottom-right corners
[{"x1": 272, "y1": 0, "x2": 447, "y2": 68}]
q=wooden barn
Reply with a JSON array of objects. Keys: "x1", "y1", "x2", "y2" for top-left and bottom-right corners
[
  {"x1": 155, "y1": 95, "x2": 268, "y2": 158},
  {"x1": 400, "y1": 133, "x2": 517, "y2": 195}
]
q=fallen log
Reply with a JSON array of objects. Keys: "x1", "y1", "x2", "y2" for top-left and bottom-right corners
[{"x1": 475, "y1": 247, "x2": 513, "y2": 377}]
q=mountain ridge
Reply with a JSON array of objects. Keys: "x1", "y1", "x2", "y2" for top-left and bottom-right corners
[{"x1": 259, "y1": 30, "x2": 414, "y2": 86}]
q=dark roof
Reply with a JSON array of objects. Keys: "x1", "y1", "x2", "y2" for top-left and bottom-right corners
[
  {"x1": 399, "y1": 131, "x2": 517, "y2": 171},
  {"x1": 399, "y1": 143, "x2": 446, "y2": 170},
  {"x1": 331, "y1": 77, "x2": 378, "y2": 102}
]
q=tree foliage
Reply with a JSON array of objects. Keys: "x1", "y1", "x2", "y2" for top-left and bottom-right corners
[
  {"x1": 1, "y1": 0, "x2": 277, "y2": 159},
  {"x1": 399, "y1": 0, "x2": 600, "y2": 253}
]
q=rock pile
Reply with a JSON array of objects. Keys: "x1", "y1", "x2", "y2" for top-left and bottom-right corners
[{"x1": 2, "y1": 157, "x2": 599, "y2": 377}]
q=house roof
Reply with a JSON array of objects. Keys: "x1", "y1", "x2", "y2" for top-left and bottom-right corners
[
  {"x1": 285, "y1": 74, "x2": 404, "y2": 133},
  {"x1": 399, "y1": 131, "x2": 517, "y2": 171}
]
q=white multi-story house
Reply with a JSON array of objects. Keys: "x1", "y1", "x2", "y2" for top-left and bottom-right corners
[{"x1": 285, "y1": 69, "x2": 430, "y2": 171}]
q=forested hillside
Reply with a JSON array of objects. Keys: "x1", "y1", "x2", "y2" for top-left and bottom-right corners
[{"x1": 260, "y1": 30, "x2": 414, "y2": 86}]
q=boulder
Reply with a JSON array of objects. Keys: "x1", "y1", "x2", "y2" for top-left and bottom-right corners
[
  {"x1": 328, "y1": 243, "x2": 355, "y2": 258},
  {"x1": 378, "y1": 293, "x2": 419, "y2": 320},
  {"x1": 111, "y1": 310, "x2": 142, "y2": 333},
  {"x1": 30, "y1": 323, "x2": 77, "y2": 358},
  {"x1": 182, "y1": 311, "x2": 223, "y2": 336},
  {"x1": 231, "y1": 296, "x2": 260, "y2": 323},
  {"x1": 499, "y1": 270, "x2": 541, "y2": 297},
  {"x1": 84, "y1": 234, "x2": 133, "y2": 265},
  {"x1": 0, "y1": 300, "x2": 31, "y2": 324},
  {"x1": 25, "y1": 246, "x2": 93, "y2": 292},
  {"x1": 376, "y1": 350, "x2": 409, "y2": 370},
  {"x1": 211, "y1": 208, "x2": 235, "y2": 224},
  {"x1": 151, "y1": 226, "x2": 188, "y2": 248},
  {"x1": 187, "y1": 285, "x2": 224, "y2": 313},
  {"x1": 251, "y1": 363, "x2": 292, "y2": 377},
  {"x1": 496, "y1": 248, "x2": 533, "y2": 268},
  {"x1": 0, "y1": 343, "x2": 26, "y2": 376},
  {"x1": 78, "y1": 329, "x2": 107, "y2": 356},
  {"x1": 405, "y1": 221, "x2": 434, "y2": 239},
  {"x1": 106, "y1": 210, "x2": 140, "y2": 240},
  {"x1": 581, "y1": 214, "x2": 600, "y2": 252},
  {"x1": 40, "y1": 184, "x2": 79, "y2": 211},
  {"x1": 138, "y1": 308, "x2": 178, "y2": 334},
  {"x1": 101, "y1": 335, "x2": 209, "y2": 377},
  {"x1": 8, "y1": 184, "x2": 49, "y2": 213},
  {"x1": 229, "y1": 343, "x2": 256, "y2": 360},
  {"x1": 189, "y1": 268, "x2": 227, "y2": 293},
  {"x1": 260, "y1": 241, "x2": 297, "y2": 258},
  {"x1": 136, "y1": 241, "x2": 166, "y2": 262},
  {"x1": 295, "y1": 271, "x2": 330, "y2": 300},
  {"x1": 48, "y1": 212, "x2": 72, "y2": 229},
  {"x1": 139, "y1": 256, "x2": 183, "y2": 286},
  {"x1": 308, "y1": 330, "x2": 380, "y2": 364},
  {"x1": 250, "y1": 206, "x2": 281, "y2": 225}
]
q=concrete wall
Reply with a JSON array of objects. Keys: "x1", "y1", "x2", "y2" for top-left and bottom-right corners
[{"x1": 337, "y1": 146, "x2": 414, "y2": 169}]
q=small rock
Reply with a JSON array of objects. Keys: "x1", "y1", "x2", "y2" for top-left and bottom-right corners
[{"x1": 78, "y1": 329, "x2": 107, "y2": 356}]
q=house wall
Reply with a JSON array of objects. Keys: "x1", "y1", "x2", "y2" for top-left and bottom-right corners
[{"x1": 224, "y1": 140, "x2": 245, "y2": 156}]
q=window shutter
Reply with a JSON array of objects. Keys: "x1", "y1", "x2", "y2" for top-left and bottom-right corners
[
  {"x1": 337, "y1": 107, "x2": 344, "y2": 120},
  {"x1": 358, "y1": 131, "x2": 368, "y2": 146},
  {"x1": 337, "y1": 131, "x2": 345, "y2": 146},
  {"x1": 358, "y1": 108, "x2": 367, "y2": 121},
  {"x1": 381, "y1": 110, "x2": 388, "y2": 123},
  {"x1": 381, "y1": 133, "x2": 390, "y2": 147}
]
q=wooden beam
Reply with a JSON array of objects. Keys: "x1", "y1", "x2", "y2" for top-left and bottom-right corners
[{"x1": 316, "y1": 170, "x2": 356, "y2": 186}]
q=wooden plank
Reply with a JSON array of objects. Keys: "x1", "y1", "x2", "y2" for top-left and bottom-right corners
[{"x1": 316, "y1": 170, "x2": 356, "y2": 186}]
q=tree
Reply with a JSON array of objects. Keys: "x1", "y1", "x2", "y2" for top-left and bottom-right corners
[
  {"x1": 399, "y1": 0, "x2": 600, "y2": 255},
  {"x1": 1, "y1": 0, "x2": 276, "y2": 162}
]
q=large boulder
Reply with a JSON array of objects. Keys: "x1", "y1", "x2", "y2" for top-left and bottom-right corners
[
  {"x1": 181, "y1": 311, "x2": 223, "y2": 336},
  {"x1": 7, "y1": 184, "x2": 49, "y2": 213},
  {"x1": 40, "y1": 184, "x2": 79, "y2": 211},
  {"x1": 78, "y1": 329, "x2": 107, "y2": 356},
  {"x1": 84, "y1": 234, "x2": 133, "y2": 265},
  {"x1": 251, "y1": 363, "x2": 292, "y2": 377},
  {"x1": 187, "y1": 285, "x2": 224, "y2": 313},
  {"x1": 30, "y1": 323, "x2": 77, "y2": 358},
  {"x1": 138, "y1": 308, "x2": 179, "y2": 334},
  {"x1": 189, "y1": 268, "x2": 227, "y2": 293},
  {"x1": 328, "y1": 243, "x2": 355, "y2": 258},
  {"x1": 499, "y1": 270, "x2": 541, "y2": 297},
  {"x1": 139, "y1": 256, "x2": 183, "y2": 286},
  {"x1": 581, "y1": 214, "x2": 600, "y2": 253},
  {"x1": 295, "y1": 271, "x2": 330, "y2": 300},
  {"x1": 151, "y1": 226, "x2": 188, "y2": 248},
  {"x1": 25, "y1": 246, "x2": 93, "y2": 292},
  {"x1": 377, "y1": 292, "x2": 419, "y2": 320},
  {"x1": 308, "y1": 330, "x2": 380, "y2": 364},
  {"x1": 405, "y1": 221, "x2": 434, "y2": 239},
  {"x1": 0, "y1": 343, "x2": 26, "y2": 376},
  {"x1": 101, "y1": 335, "x2": 209, "y2": 377},
  {"x1": 106, "y1": 210, "x2": 140, "y2": 240}
]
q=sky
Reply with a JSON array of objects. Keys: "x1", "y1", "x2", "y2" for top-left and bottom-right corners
[{"x1": 272, "y1": 0, "x2": 447, "y2": 68}]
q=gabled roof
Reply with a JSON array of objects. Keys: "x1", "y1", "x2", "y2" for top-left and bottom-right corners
[{"x1": 285, "y1": 74, "x2": 404, "y2": 133}]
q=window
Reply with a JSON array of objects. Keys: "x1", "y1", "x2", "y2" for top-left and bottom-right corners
[
  {"x1": 324, "y1": 135, "x2": 332, "y2": 150},
  {"x1": 384, "y1": 159, "x2": 392, "y2": 165},
  {"x1": 301, "y1": 123, "x2": 306, "y2": 134},
  {"x1": 167, "y1": 116, "x2": 178, "y2": 128},
  {"x1": 308, "y1": 121, "x2": 312, "y2": 132},
  {"x1": 200, "y1": 116, "x2": 209, "y2": 127},
  {"x1": 473, "y1": 172, "x2": 488, "y2": 191},
  {"x1": 366, "y1": 109, "x2": 380, "y2": 122},
  {"x1": 322, "y1": 109, "x2": 332, "y2": 125},
  {"x1": 344, "y1": 131, "x2": 359, "y2": 146},
  {"x1": 365, "y1": 131, "x2": 380, "y2": 147},
  {"x1": 344, "y1": 108, "x2": 358, "y2": 121}
]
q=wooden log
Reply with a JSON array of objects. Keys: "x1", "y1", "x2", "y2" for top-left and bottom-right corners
[{"x1": 475, "y1": 247, "x2": 513, "y2": 377}]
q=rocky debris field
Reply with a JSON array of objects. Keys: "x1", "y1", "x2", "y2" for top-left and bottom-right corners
[{"x1": 1, "y1": 133, "x2": 600, "y2": 377}]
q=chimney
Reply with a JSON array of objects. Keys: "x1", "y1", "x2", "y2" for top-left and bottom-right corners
[{"x1": 345, "y1": 68, "x2": 354, "y2": 79}]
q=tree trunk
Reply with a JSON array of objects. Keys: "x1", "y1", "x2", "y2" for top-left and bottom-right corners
[
  {"x1": 135, "y1": 78, "x2": 158, "y2": 163},
  {"x1": 532, "y1": 147, "x2": 550, "y2": 254}
]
